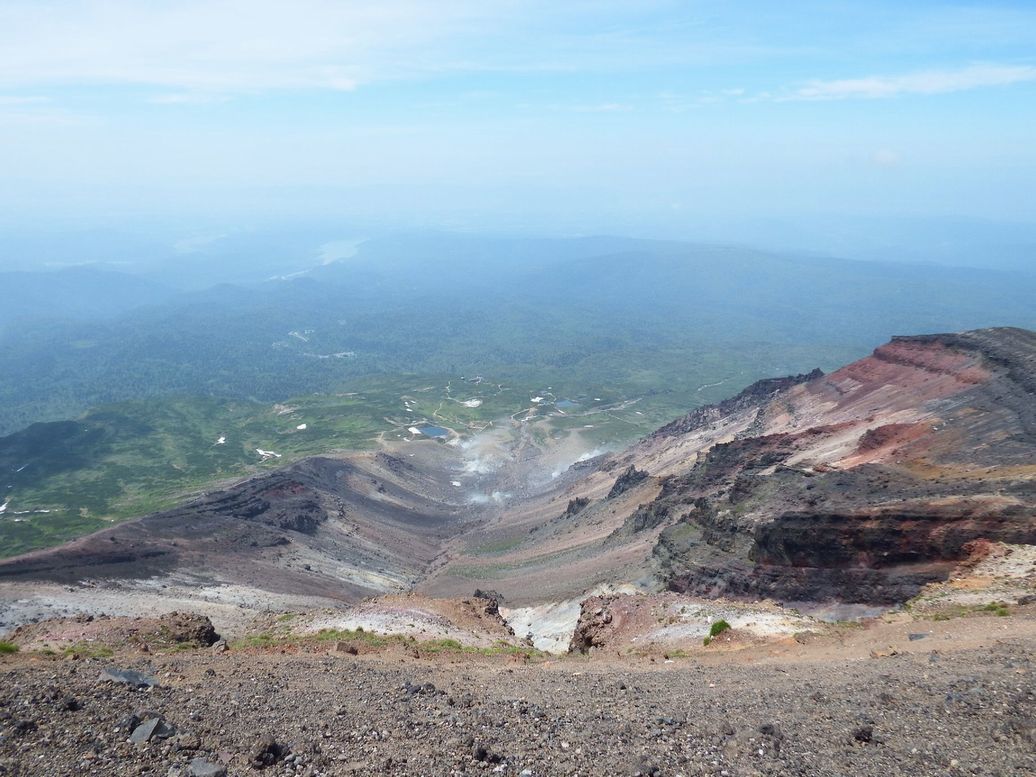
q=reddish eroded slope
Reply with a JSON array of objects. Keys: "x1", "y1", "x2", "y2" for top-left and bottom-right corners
[
  {"x1": 649, "y1": 328, "x2": 1036, "y2": 603},
  {"x1": 426, "y1": 327, "x2": 1036, "y2": 606},
  {"x1": 2, "y1": 328, "x2": 1032, "y2": 617}
]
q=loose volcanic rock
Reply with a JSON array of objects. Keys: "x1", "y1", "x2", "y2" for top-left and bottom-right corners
[
  {"x1": 248, "y1": 735, "x2": 290, "y2": 769},
  {"x1": 99, "y1": 667, "x2": 159, "y2": 688},
  {"x1": 187, "y1": 757, "x2": 227, "y2": 777},
  {"x1": 129, "y1": 717, "x2": 176, "y2": 746}
]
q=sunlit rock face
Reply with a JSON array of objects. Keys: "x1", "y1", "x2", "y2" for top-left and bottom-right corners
[
  {"x1": 2, "y1": 328, "x2": 1033, "y2": 616},
  {"x1": 646, "y1": 328, "x2": 1036, "y2": 603}
]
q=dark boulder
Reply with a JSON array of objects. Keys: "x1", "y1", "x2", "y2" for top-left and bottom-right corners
[{"x1": 608, "y1": 466, "x2": 648, "y2": 498}]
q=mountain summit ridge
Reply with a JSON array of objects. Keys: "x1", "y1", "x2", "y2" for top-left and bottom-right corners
[
  {"x1": 423, "y1": 326, "x2": 1036, "y2": 605},
  {"x1": 1, "y1": 327, "x2": 1033, "y2": 627}
]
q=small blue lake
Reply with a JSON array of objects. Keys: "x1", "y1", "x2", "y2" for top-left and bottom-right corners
[
  {"x1": 555, "y1": 399, "x2": 579, "y2": 409},
  {"x1": 418, "y1": 425, "x2": 450, "y2": 438}
]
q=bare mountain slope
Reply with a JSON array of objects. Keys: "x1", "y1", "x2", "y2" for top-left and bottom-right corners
[
  {"x1": 0, "y1": 448, "x2": 473, "y2": 612},
  {"x1": 1, "y1": 328, "x2": 1033, "y2": 628},
  {"x1": 423, "y1": 327, "x2": 1036, "y2": 605}
]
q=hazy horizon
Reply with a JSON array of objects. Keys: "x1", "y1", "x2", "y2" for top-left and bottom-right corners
[{"x1": 1, "y1": 0, "x2": 1035, "y2": 264}]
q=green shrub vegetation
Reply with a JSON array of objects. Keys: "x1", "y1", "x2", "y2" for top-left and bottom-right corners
[
  {"x1": 62, "y1": 643, "x2": 114, "y2": 659},
  {"x1": 709, "y1": 619, "x2": 731, "y2": 637},
  {"x1": 924, "y1": 601, "x2": 1013, "y2": 621},
  {"x1": 232, "y1": 633, "x2": 279, "y2": 649},
  {"x1": 703, "y1": 619, "x2": 732, "y2": 646},
  {"x1": 231, "y1": 627, "x2": 544, "y2": 659}
]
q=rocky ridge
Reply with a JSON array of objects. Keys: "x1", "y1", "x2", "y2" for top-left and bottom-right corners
[
  {"x1": 423, "y1": 327, "x2": 1036, "y2": 608},
  {"x1": 0, "y1": 327, "x2": 1034, "y2": 640},
  {"x1": 1, "y1": 328, "x2": 1035, "y2": 776}
]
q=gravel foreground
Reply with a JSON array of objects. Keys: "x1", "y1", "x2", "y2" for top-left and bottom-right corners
[{"x1": 1, "y1": 638, "x2": 1034, "y2": 777}]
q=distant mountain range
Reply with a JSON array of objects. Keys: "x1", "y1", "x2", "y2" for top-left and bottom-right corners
[
  {"x1": 1, "y1": 234, "x2": 1034, "y2": 436},
  {"x1": 0, "y1": 266, "x2": 174, "y2": 330}
]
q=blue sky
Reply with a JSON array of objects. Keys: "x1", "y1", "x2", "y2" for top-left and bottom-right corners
[{"x1": 0, "y1": 1, "x2": 1034, "y2": 240}]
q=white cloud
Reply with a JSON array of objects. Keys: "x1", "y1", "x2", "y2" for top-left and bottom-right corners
[
  {"x1": 0, "y1": 94, "x2": 85, "y2": 126},
  {"x1": 782, "y1": 64, "x2": 1036, "y2": 101},
  {"x1": 147, "y1": 93, "x2": 232, "y2": 105},
  {"x1": 872, "y1": 149, "x2": 901, "y2": 167},
  {"x1": 572, "y1": 102, "x2": 631, "y2": 113},
  {"x1": 0, "y1": 1, "x2": 806, "y2": 95},
  {"x1": 0, "y1": 1, "x2": 499, "y2": 92},
  {"x1": 0, "y1": 95, "x2": 50, "y2": 105}
]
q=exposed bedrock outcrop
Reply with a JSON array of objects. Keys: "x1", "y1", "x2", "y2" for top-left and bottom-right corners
[
  {"x1": 751, "y1": 506, "x2": 1036, "y2": 569},
  {"x1": 663, "y1": 503, "x2": 1036, "y2": 604},
  {"x1": 639, "y1": 328, "x2": 1036, "y2": 605},
  {"x1": 2, "y1": 328, "x2": 1033, "y2": 613},
  {"x1": 568, "y1": 594, "x2": 617, "y2": 653},
  {"x1": 651, "y1": 449, "x2": 1036, "y2": 604},
  {"x1": 653, "y1": 369, "x2": 824, "y2": 439},
  {"x1": 607, "y1": 465, "x2": 649, "y2": 498}
]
